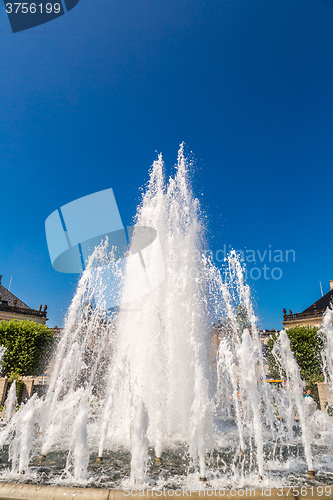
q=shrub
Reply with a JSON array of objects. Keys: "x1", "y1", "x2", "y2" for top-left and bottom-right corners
[
  {"x1": 268, "y1": 326, "x2": 323, "y2": 380},
  {"x1": 0, "y1": 320, "x2": 55, "y2": 376},
  {"x1": 267, "y1": 326, "x2": 324, "y2": 405}
]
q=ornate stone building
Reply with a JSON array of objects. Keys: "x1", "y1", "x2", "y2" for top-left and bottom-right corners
[
  {"x1": 0, "y1": 275, "x2": 48, "y2": 325},
  {"x1": 282, "y1": 280, "x2": 333, "y2": 329}
]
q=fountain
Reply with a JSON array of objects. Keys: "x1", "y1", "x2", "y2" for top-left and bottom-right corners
[{"x1": 0, "y1": 145, "x2": 333, "y2": 498}]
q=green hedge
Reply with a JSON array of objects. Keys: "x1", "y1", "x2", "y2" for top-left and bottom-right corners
[
  {"x1": 267, "y1": 326, "x2": 324, "y2": 405},
  {"x1": 268, "y1": 326, "x2": 323, "y2": 381},
  {"x1": 0, "y1": 320, "x2": 55, "y2": 376}
]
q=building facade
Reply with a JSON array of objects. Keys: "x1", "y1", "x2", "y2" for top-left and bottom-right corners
[
  {"x1": 282, "y1": 280, "x2": 333, "y2": 329},
  {"x1": 0, "y1": 275, "x2": 48, "y2": 325}
]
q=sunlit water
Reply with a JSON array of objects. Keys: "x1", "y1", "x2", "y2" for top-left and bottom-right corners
[{"x1": 0, "y1": 145, "x2": 333, "y2": 489}]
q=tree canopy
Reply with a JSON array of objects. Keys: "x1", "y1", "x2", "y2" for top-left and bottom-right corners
[
  {"x1": 267, "y1": 325, "x2": 324, "y2": 384},
  {"x1": 0, "y1": 320, "x2": 55, "y2": 376}
]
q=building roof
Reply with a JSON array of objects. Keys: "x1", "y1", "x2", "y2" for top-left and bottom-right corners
[
  {"x1": 0, "y1": 276, "x2": 31, "y2": 310},
  {"x1": 301, "y1": 288, "x2": 333, "y2": 315}
]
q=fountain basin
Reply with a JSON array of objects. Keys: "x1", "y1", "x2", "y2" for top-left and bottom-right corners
[{"x1": 0, "y1": 483, "x2": 333, "y2": 500}]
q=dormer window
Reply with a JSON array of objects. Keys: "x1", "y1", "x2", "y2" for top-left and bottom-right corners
[{"x1": 1, "y1": 301, "x2": 8, "y2": 306}]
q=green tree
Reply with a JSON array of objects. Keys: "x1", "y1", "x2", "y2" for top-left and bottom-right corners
[
  {"x1": 0, "y1": 320, "x2": 55, "y2": 376},
  {"x1": 268, "y1": 326, "x2": 324, "y2": 404}
]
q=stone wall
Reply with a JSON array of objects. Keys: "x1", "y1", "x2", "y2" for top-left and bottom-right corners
[
  {"x1": 0, "y1": 376, "x2": 49, "y2": 405},
  {"x1": 317, "y1": 382, "x2": 333, "y2": 411}
]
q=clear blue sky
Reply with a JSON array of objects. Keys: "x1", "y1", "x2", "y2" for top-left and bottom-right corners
[{"x1": 0, "y1": 0, "x2": 332, "y2": 329}]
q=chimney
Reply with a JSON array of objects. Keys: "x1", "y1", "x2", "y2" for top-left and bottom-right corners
[
  {"x1": 330, "y1": 280, "x2": 333, "y2": 291},
  {"x1": 0, "y1": 276, "x2": 2, "y2": 285}
]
